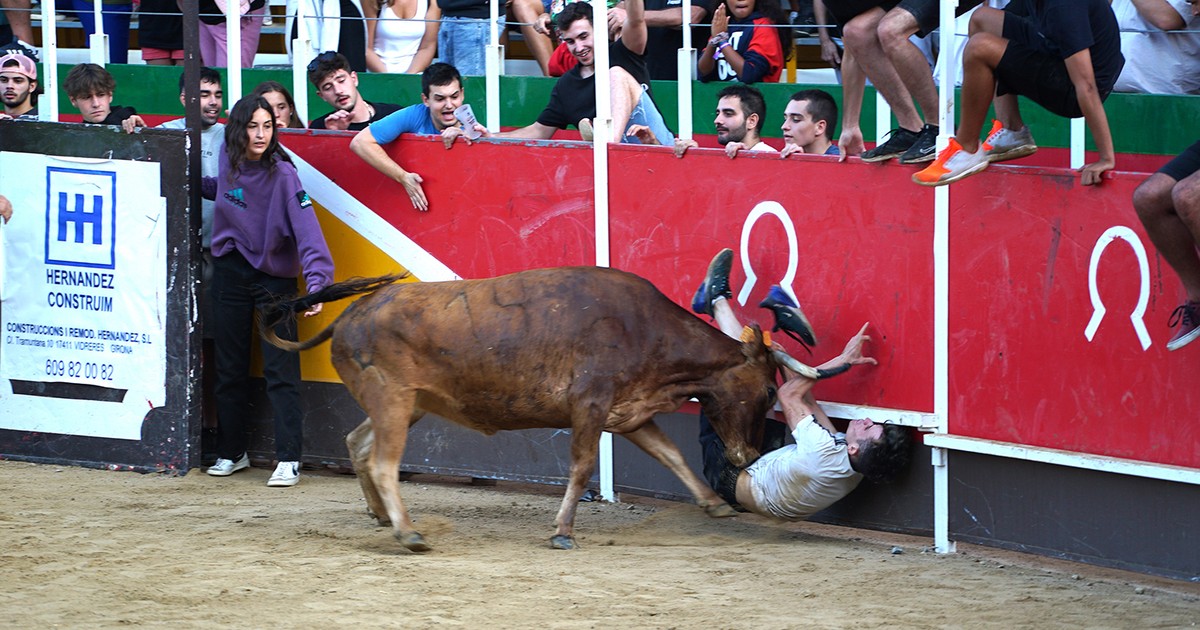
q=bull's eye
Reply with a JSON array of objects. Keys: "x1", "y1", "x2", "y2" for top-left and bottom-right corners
[{"x1": 766, "y1": 386, "x2": 777, "y2": 406}]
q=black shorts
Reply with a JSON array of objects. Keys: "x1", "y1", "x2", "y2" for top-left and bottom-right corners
[
  {"x1": 1159, "y1": 140, "x2": 1200, "y2": 182},
  {"x1": 828, "y1": 0, "x2": 899, "y2": 27},
  {"x1": 895, "y1": 0, "x2": 985, "y2": 37},
  {"x1": 994, "y1": 12, "x2": 1101, "y2": 119}
]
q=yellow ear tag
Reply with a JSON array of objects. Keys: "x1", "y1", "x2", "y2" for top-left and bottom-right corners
[{"x1": 739, "y1": 326, "x2": 771, "y2": 347}]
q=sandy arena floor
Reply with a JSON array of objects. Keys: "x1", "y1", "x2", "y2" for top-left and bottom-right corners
[{"x1": 2, "y1": 459, "x2": 1197, "y2": 628}]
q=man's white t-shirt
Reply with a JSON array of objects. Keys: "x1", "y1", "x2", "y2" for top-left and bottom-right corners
[
  {"x1": 1113, "y1": 0, "x2": 1200, "y2": 95},
  {"x1": 744, "y1": 415, "x2": 862, "y2": 521},
  {"x1": 158, "y1": 119, "x2": 225, "y2": 247}
]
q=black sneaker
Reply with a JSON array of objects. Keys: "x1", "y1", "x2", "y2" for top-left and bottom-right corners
[
  {"x1": 898, "y1": 124, "x2": 939, "y2": 164},
  {"x1": 691, "y1": 249, "x2": 734, "y2": 316},
  {"x1": 758, "y1": 285, "x2": 817, "y2": 350},
  {"x1": 861, "y1": 127, "x2": 920, "y2": 163}
]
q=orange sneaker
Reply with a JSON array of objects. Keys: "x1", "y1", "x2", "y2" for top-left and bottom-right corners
[{"x1": 912, "y1": 138, "x2": 989, "y2": 187}]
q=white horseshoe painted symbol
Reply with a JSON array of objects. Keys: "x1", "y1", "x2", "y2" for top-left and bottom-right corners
[
  {"x1": 737, "y1": 201, "x2": 799, "y2": 307},
  {"x1": 1084, "y1": 226, "x2": 1152, "y2": 351}
]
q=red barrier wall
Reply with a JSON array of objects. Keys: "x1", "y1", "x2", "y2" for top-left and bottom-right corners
[{"x1": 282, "y1": 131, "x2": 1197, "y2": 471}]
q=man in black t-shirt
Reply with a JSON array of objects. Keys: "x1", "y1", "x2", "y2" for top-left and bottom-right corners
[
  {"x1": 488, "y1": 0, "x2": 673, "y2": 144},
  {"x1": 307, "y1": 51, "x2": 402, "y2": 131},
  {"x1": 634, "y1": 0, "x2": 712, "y2": 81},
  {"x1": 913, "y1": 0, "x2": 1124, "y2": 188}
]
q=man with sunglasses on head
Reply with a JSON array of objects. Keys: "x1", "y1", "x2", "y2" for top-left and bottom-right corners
[
  {"x1": 692, "y1": 249, "x2": 913, "y2": 521},
  {"x1": 307, "y1": 51, "x2": 401, "y2": 131}
]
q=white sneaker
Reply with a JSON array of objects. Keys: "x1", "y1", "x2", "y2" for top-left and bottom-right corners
[
  {"x1": 267, "y1": 461, "x2": 300, "y2": 487},
  {"x1": 207, "y1": 453, "x2": 250, "y2": 476},
  {"x1": 983, "y1": 120, "x2": 1037, "y2": 163},
  {"x1": 912, "y1": 138, "x2": 990, "y2": 187}
]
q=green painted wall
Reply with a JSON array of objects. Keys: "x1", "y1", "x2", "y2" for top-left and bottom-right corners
[{"x1": 59, "y1": 64, "x2": 1197, "y2": 156}]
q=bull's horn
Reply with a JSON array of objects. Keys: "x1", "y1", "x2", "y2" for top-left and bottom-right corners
[{"x1": 771, "y1": 349, "x2": 851, "y2": 380}]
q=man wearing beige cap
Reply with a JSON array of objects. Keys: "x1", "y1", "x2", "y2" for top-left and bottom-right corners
[{"x1": 0, "y1": 50, "x2": 36, "y2": 120}]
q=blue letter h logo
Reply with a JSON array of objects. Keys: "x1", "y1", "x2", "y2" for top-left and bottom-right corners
[{"x1": 58, "y1": 192, "x2": 103, "y2": 244}]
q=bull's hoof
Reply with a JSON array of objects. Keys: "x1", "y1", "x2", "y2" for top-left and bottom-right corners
[
  {"x1": 704, "y1": 503, "x2": 739, "y2": 518},
  {"x1": 396, "y1": 531, "x2": 432, "y2": 552},
  {"x1": 550, "y1": 534, "x2": 578, "y2": 550}
]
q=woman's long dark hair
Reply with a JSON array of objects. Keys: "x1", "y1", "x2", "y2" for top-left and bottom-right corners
[
  {"x1": 250, "y1": 80, "x2": 303, "y2": 129},
  {"x1": 732, "y1": 0, "x2": 794, "y2": 62},
  {"x1": 224, "y1": 96, "x2": 292, "y2": 183}
]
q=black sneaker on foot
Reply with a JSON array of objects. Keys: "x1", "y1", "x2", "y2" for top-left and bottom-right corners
[
  {"x1": 691, "y1": 249, "x2": 734, "y2": 316},
  {"x1": 758, "y1": 285, "x2": 817, "y2": 350},
  {"x1": 898, "y1": 124, "x2": 939, "y2": 164},
  {"x1": 861, "y1": 127, "x2": 920, "y2": 163},
  {"x1": 1167, "y1": 301, "x2": 1200, "y2": 351}
]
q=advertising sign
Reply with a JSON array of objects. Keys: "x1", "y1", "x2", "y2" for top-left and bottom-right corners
[{"x1": 0, "y1": 152, "x2": 167, "y2": 440}]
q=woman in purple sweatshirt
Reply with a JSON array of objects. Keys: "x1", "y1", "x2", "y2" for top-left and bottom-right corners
[{"x1": 201, "y1": 96, "x2": 335, "y2": 488}]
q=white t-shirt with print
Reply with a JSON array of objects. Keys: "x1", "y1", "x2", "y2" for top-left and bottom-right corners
[{"x1": 744, "y1": 415, "x2": 862, "y2": 521}]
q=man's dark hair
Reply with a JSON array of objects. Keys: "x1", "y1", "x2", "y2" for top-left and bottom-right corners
[
  {"x1": 717, "y1": 84, "x2": 766, "y2": 133},
  {"x1": 852, "y1": 425, "x2": 912, "y2": 483},
  {"x1": 179, "y1": 66, "x2": 223, "y2": 93},
  {"x1": 421, "y1": 62, "x2": 462, "y2": 97},
  {"x1": 64, "y1": 63, "x2": 116, "y2": 100},
  {"x1": 307, "y1": 51, "x2": 352, "y2": 87},
  {"x1": 789, "y1": 89, "x2": 838, "y2": 139},
  {"x1": 555, "y1": 2, "x2": 593, "y2": 32}
]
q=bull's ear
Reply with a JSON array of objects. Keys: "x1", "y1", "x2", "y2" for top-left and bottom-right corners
[{"x1": 740, "y1": 323, "x2": 768, "y2": 360}]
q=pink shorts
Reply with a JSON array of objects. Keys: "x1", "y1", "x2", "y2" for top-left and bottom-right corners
[{"x1": 141, "y1": 47, "x2": 184, "y2": 61}]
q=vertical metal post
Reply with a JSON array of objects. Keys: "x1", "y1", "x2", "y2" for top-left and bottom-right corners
[
  {"x1": 874, "y1": 93, "x2": 890, "y2": 145},
  {"x1": 40, "y1": 0, "x2": 60, "y2": 120},
  {"x1": 677, "y1": 0, "x2": 693, "y2": 140},
  {"x1": 1070, "y1": 118, "x2": 1085, "y2": 169},
  {"x1": 592, "y1": 0, "x2": 614, "y2": 502},
  {"x1": 485, "y1": 0, "x2": 503, "y2": 132},
  {"x1": 932, "y1": 0, "x2": 957, "y2": 555},
  {"x1": 226, "y1": 0, "x2": 243, "y2": 104},
  {"x1": 89, "y1": 0, "x2": 108, "y2": 64},
  {"x1": 293, "y1": 0, "x2": 311, "y2": 125}
]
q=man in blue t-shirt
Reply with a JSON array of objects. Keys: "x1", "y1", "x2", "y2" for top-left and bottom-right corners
[{"x1": 349, "y1": 63, "x2": 471, "y2": 212}]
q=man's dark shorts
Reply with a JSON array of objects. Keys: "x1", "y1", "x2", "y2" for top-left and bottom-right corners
[
  {"x1": 995, "y1": 12, "x2": 1111, "y2": 119},
  {"x1": 828, "y1": 0, "x2": 899, "y2": 27},
  {"x1": 896, "y1": 0, "x2": 984, "y2": 37},
  {"x1": 1159, "y1": 140, "x2": 1200, "y2": 182},
  {"x1": 830, "y1": 0, "x2": 983, "y2": 35}
]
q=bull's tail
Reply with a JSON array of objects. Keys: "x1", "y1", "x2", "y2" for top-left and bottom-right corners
[
  {"x1": 261, "y1": 318, "x2": 338, "y2": 352},
  {"x1": 258, "y1": 273, "x2": 409, "y2": 352}
]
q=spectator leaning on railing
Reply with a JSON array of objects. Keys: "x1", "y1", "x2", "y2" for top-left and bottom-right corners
[
  {"x1": 64, "y1": 63, "x2": 138, "y2": 126},
  {"x1": 307, "y1": 51, "x2": 402, "y2": 130}
]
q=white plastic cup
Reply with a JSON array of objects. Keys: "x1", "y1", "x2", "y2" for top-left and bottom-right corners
[{"x1": 454, "y1": 104, "x2": 482, "y2": 140}]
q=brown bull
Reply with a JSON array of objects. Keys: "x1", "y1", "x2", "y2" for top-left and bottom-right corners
[{"x1": 264, "y1": 267, "x2": 793, "y2": 551}]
